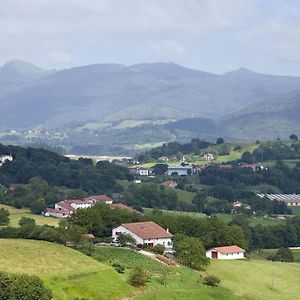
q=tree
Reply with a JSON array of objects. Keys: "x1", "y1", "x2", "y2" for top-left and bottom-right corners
[
  {"x1": 0, "y1": 208, "x2": 9, "y2": 225},
  {"x1": 216, "y1": 137, "x2": 224, "y2": 145},
  {"x1": 128, "y1": 267, "x2": 150, "y2": 287},
  {"x1": 273, "y1": 248, "x2": 294, "y2": 262},
  {"x1": 18, "y1": 217, "x2": 36, "y2": 226},
  {"x1": 290, "y1": 134, "x2": 298, "y2": 141},
  {"x1": 117, "y1": 233, "x2": 136, "y2": 247},
  {"x1": 152, "y1": 244, "x2": 165, "y2": 254},
  {"x1": 241, "y1": 151, "x2": 256, "y2": 163},
  {"x1": 152, "y1": 164, "x2": 168, "y2": 175},
  {"x1": 173, "y1": 234, "x2": 209, "y2": 270},
  {"x1": 192, "y1": 192, "x2": 207, "y2": 212}
]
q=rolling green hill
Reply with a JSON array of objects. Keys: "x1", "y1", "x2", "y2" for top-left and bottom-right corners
[{"x1": 0, "y1": 239, "x2": 133, "y2": 300}]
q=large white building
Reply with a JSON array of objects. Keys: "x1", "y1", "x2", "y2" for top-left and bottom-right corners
[
  {"x1": 206, "y1": 245, "x2": 245, "y2": 260},
  {"x1": 112, "y1": 221, "x2": 173, "y2": 251},
  {"x1": 257, "y1": 193, "x2": 300, "y2": 206}
]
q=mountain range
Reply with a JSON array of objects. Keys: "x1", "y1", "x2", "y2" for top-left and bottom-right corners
[{"x1": 0, "y1": 59, "x2": 299, "y2": 148}]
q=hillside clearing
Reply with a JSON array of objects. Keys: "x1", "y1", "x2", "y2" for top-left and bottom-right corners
[
  {"x1": 0, "y1": 204, "x2": 59, "y2": 227},
  {"x1": 207, "y1": 259, "x2": 300, "y2": 300},
  {"x1": 0, "y1": 239, "x2": 132, "y2": 300}
]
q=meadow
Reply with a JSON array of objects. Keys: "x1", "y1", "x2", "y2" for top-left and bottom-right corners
[
  {"x1": 0, "y1": 239, "x2": 133, "y2": 300},
  {"x1": 260, "y1": 248, "x2": 300, "y2": 262},
  {"x1": 0, "y1": 204, "x2": 59, "y2": 227},
  {"x1": 207, "y1": 259, "x2": 300, "y2": 300}
]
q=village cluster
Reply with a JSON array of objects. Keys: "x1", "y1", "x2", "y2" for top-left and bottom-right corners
[{"x1": 44, "y1": 193, "x2": 246, "y2": 259}]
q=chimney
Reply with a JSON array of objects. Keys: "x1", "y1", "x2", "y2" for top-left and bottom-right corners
[{"x1": 166, "y1": 228, "x2": 169, "y2": 233}]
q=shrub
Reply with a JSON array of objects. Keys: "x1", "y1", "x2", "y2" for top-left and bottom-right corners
[
  {"x1": 0, "y1": 208, "x2": 9, "y2": 225},
  {"x1": 203, "y1": 275, "x2": 221, "y2": 287},
  {"x1": 152, "y1": 244, "x2": 165, "y2": 255},
  {"x1": 0, "y1": 272, "x2": 52, "y2": 300},
  {"x1": 112, "y1": 262, "x2": 125, "y2": 273},
  {"x1": 128, "y1": 267, "x2": 150, "y2": 287}
]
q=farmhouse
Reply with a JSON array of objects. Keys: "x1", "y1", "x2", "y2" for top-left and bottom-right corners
[
  {"x1": 167, "y1": 166, "x2": 192, "y2": 176},
  {"x1": 85, "y1": 194, "x2": 113, "y2": 204},
  {"x1": 136, "y1": 167, "x2": 151, "y2": 176},
  {"x1": 44, "y1": 194, "x2": 113, "y2": 218},
  {"x1": 257, "y1": 193, "x2": 300, "y2": 206},
  {"x1": 206, "y1": 245, "x2": 245, "y2": 260},
  {"x1": 203, "y1": 153, "x2": 214, "y2": 161},
  {"x1": 112, "y1": 221, "x2": 173, "y2": 251},
  {"x1": 0, "y1": 155, "x2": 13, "y2": 167}
]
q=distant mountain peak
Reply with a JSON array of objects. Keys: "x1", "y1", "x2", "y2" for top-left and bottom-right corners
[{"x1": 0, "y1": 59, "x2": 52, "y2": 81}]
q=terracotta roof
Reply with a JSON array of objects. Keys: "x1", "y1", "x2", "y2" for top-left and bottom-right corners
[
  {"x1": 111, "y1": 203, "x2": 144, "y2": 215},
  {"x1": 121, "y1": 221, "x2": 172, "y2": 239},
  {"x1": 161, "y1": 181, "x2": 177, "y2": 187},
  {"x1": 212, "y1": 245, "x2": 245, "y2": 254},
  {"x1": 87, "y1": 195, "x2": 113, "y2": 202},
  {"x1": 46, "y1": 208, "x2": 70, "y2": 215}
]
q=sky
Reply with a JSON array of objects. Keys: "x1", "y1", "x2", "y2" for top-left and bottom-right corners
[{"x1": 1, "y1": 0, "x2": 300, "y2": 75}]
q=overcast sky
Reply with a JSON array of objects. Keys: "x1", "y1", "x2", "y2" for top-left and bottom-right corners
[{"x1": 1, "y1": 0, "x2": 300, "y2": 75}]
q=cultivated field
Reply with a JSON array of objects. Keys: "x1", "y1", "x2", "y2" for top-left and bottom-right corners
[
  {"x1": 0, "y1": 204, "x2": 59, "y2": 227},
  {"x1": 0, "y1": 239, "x2": 133, "y2": 300}
]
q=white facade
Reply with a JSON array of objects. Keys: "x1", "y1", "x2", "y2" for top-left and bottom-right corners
[
  {"x1": 206, "y1": 249, "x2": 245, "y2": 260},
  {"x1": 70, "y1": 202, "x2": 92, "y2": 209},
  {"x1": 0, "y1": 155, "x2": 13, "y2": 167},
  {"x1": 136, "y1": 168, "x2": 150, "y2": 176},
  {"x1": 203, "y1": 153, "x2": 214, "y2": 161},
  {"x1": 112, "y1": 225, "x2": 173, "y2": 250}
]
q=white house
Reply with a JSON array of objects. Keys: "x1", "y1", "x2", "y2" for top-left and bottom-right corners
[
  {"x1": 206, "y1": 245, "x2": 245, "y2": 260},
  {"x1": 85, "y1": 195, "x2": 113, "y2": 205},
  {"x1": 112, "y1": 221, "x2": 173, "y2": 251},
  {"x1": 0, "y1": 155, "x2": 13, "y2": 167},
  {"x1": 203, "y1": 153, "x2": 214, "y2": 161},
  {"x1": 257, "y1": 193, "x2": 300, "y2": 207},
  {"x1": 136, "y1": 167, "x2": 151, "y2": 176},
  {"x1": 167, "y1": 166, "x2": 192, "y2": 176}
]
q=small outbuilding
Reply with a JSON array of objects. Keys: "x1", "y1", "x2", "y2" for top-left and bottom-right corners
[{"x1": 206, "y1": 245, "x2": 245, "y2": 260}]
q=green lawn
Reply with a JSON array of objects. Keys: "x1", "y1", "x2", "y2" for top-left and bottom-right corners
[
  {"x1": 0, "y1": 204, "x2": 59, "y2": 227},
  {"x1": 0, "y1": 239, "x2": 133, "y2": 300},
  {"x1": 207, "y1": 259, "x2": 300, "y2": 300},
  {"x1": 216, "y1": 213, "x2": 284, "y2": 226},
  {"x1": 260, "y1": 248, "x2": 300, "y2": 263},
  {"x1": 133, "y1": 267, "x2": 241, "y2": 300},
  {"x1": 92, "y1": 246, "x2": 166, "y2": 273},
  {"x1": 144, "y1": 208, "x2": 206, "y2": 219}
]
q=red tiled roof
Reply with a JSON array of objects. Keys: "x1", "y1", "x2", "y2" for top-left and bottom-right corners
[
  {"x1": 111, "y1": 203, "x2": 144, "y2": 215},
  {"x1": 121, "y1": 221, "x2": 172, "y2": 239},
  {"x1": 46, "y1": 208, "x2": 70, "y2": 215},
  {"x1": 87, "y1": 195, "x2": 113, "y2": 202},
  {"x1": 212, "y1": 245, "x2": 245, "y2": 254},
  {"x1": 161, "y1": 181, "x2": 177, "y2": 187}
]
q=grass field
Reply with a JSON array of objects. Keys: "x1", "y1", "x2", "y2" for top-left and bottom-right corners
[
  {"x1": 93, "y1": 246, "x2": 166, "y2": 273},
  {"x1": 0, "y1": 204, "x2": 59, "y2": 227},
  {"x1": 0, "y1": 239, "x2": 133, "y2": 300},
  {"x1": 260, "y1": 248, "x2": 300, "y2": 262},
  {"x1": 216, "y1": 213, "x2": 284, "y2": 226},
  {"x1": 207, "y1": 259, "x2": 300, "y2": 300},
  {"x1": 144, "y1": 208, "x2": 206, "y2": 219}
]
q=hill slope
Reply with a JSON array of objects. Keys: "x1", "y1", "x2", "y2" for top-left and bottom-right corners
[{"x1": 0, "y1": 239, "x2": 132, "y2": 300}]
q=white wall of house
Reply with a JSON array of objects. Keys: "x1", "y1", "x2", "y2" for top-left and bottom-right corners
[
  {"x1": 136, "y1": 169, "x2": 149, "y2": 176},
  {"x1": 112, "y1": 225, "x2": 172, "y2": 249},
  {"x1": 44, "y1": 211, "x2": 68, "y2": 218},
  {"x1": 71, "y1": 203, "x2": 92, "y2": 209},
  {"x1": 206, "y1": 250, "x2": 245, "y2": 260}
]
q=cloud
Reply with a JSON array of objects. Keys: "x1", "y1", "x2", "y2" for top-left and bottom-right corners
[{"x1": 0, "y1": 0, "x2": 300, "y2": 75}]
